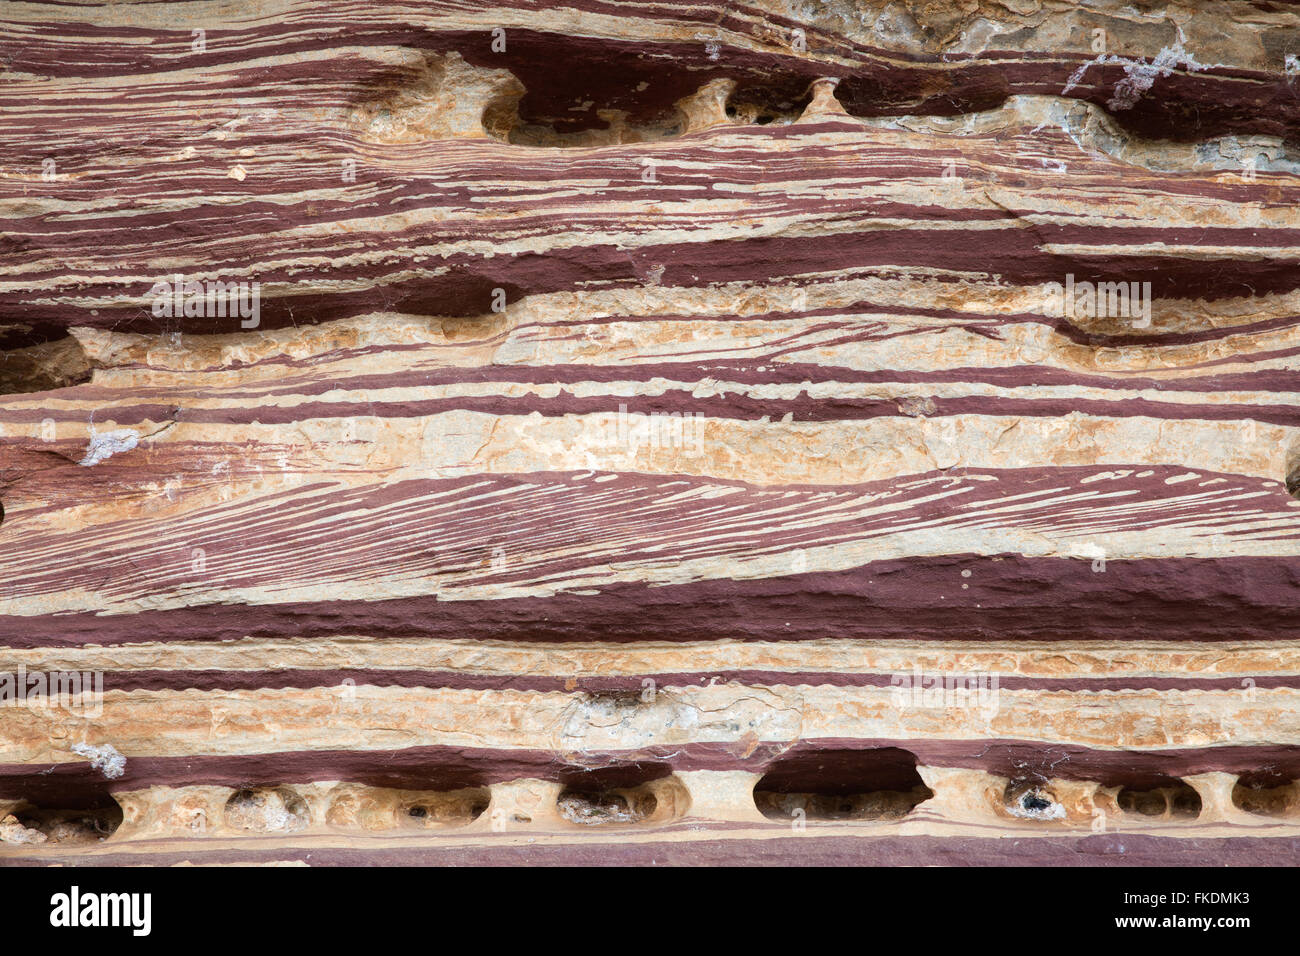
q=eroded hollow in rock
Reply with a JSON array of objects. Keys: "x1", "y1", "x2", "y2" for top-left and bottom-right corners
[
  {"x1": 1004, "y1": 781, "x2": 1066, "y2": 821},
  {"x1": 725, "y1": 83, "x2": 812, "y2": 128},
  {"x1": 322, "y1": 783, "x2": 491, "y2": 831},
  {"x1": 555, "y1": 763, "x2": 672, "y2": 827},
  {"x1": 224, "y1": 786, "x2": 310, "y2": 833},
  {"x1": 1232, "y1": 772, "x2": 1299, "y2": 817},
  {"x1": 754, "y1": 748, "x2": 933, "y2": 821},
  {"x1": 1117, "y1": 779, "x2": 1202, "y2": 819},
  {"x1": 346, "y1": 51, "x2": 524, "y2": 144},
  {"x1": 399, "y1": 788, "x2": 490, "y2": 829},
  {"x1": 557, "y1": 789, "x2": 657, "y2": 825},
  {"x1": 507, "y1": 79, "x2": 811, "y2": 146},
  {"x1": 1, "y1": 798, "x2": 123, "y2": 846},
  {"x1": 0, "y1": 334, "x2": 94, "y2": 396}
]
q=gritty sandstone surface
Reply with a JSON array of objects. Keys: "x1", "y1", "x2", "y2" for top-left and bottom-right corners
[{"x1": 0, "y1": 0, "x2": 1298, "y2": 864}]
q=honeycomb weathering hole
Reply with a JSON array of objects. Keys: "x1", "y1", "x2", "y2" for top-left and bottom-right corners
[
  {"x1": 1004, "y1": 781, "x2": 1066, "y2": 821},
  {"x1": 1, "y1": 800, "x2": 123, "y2": 846},
  {"x1": 1232, "y1": 773, "x2": 1299, "y2": 817},
  {"x1": 322, "y1": 784, "x2": 490, "y2": 831},
  {"x1": 557, "y1": 789, "x2": 657, "y2": 826},
  {"x1": 1117, "y1": 780, "x2": 1202, "y2": 819},
  {"x1": 754, "y1": 748, "x2": 933, "y2": 822},
  {"x1": 555, "y1": 763, "x2": 679, "y2": 827},
  {"x1": 224, "y1": 787, "x2": 310, "y2": 833},
  {"x1": 400, "y1": 788, "x2": 490, "y2": 829}
]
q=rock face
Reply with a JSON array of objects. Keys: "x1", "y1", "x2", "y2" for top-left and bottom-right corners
[{"x1": 0, "y1": 0, "x2": 1298, "y2": 865}]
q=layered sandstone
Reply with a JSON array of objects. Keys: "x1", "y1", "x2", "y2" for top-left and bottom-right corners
[{"x1": 0, "y1": 0, "x2": 1298, "y2": 865}]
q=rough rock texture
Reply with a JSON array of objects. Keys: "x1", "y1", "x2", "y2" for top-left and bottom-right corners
[{"x1": 1, "y1": 0, "x2": 1299, "y2": 865}]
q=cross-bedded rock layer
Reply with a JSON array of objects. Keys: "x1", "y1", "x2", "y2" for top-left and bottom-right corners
[{"x1": 1, "y1": 0, "x2": 1298, "y2": 865}]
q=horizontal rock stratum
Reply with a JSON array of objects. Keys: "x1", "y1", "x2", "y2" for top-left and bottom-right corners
[{"x1": 0, "y1": 0, "x2": 1298, "y2": 866}]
